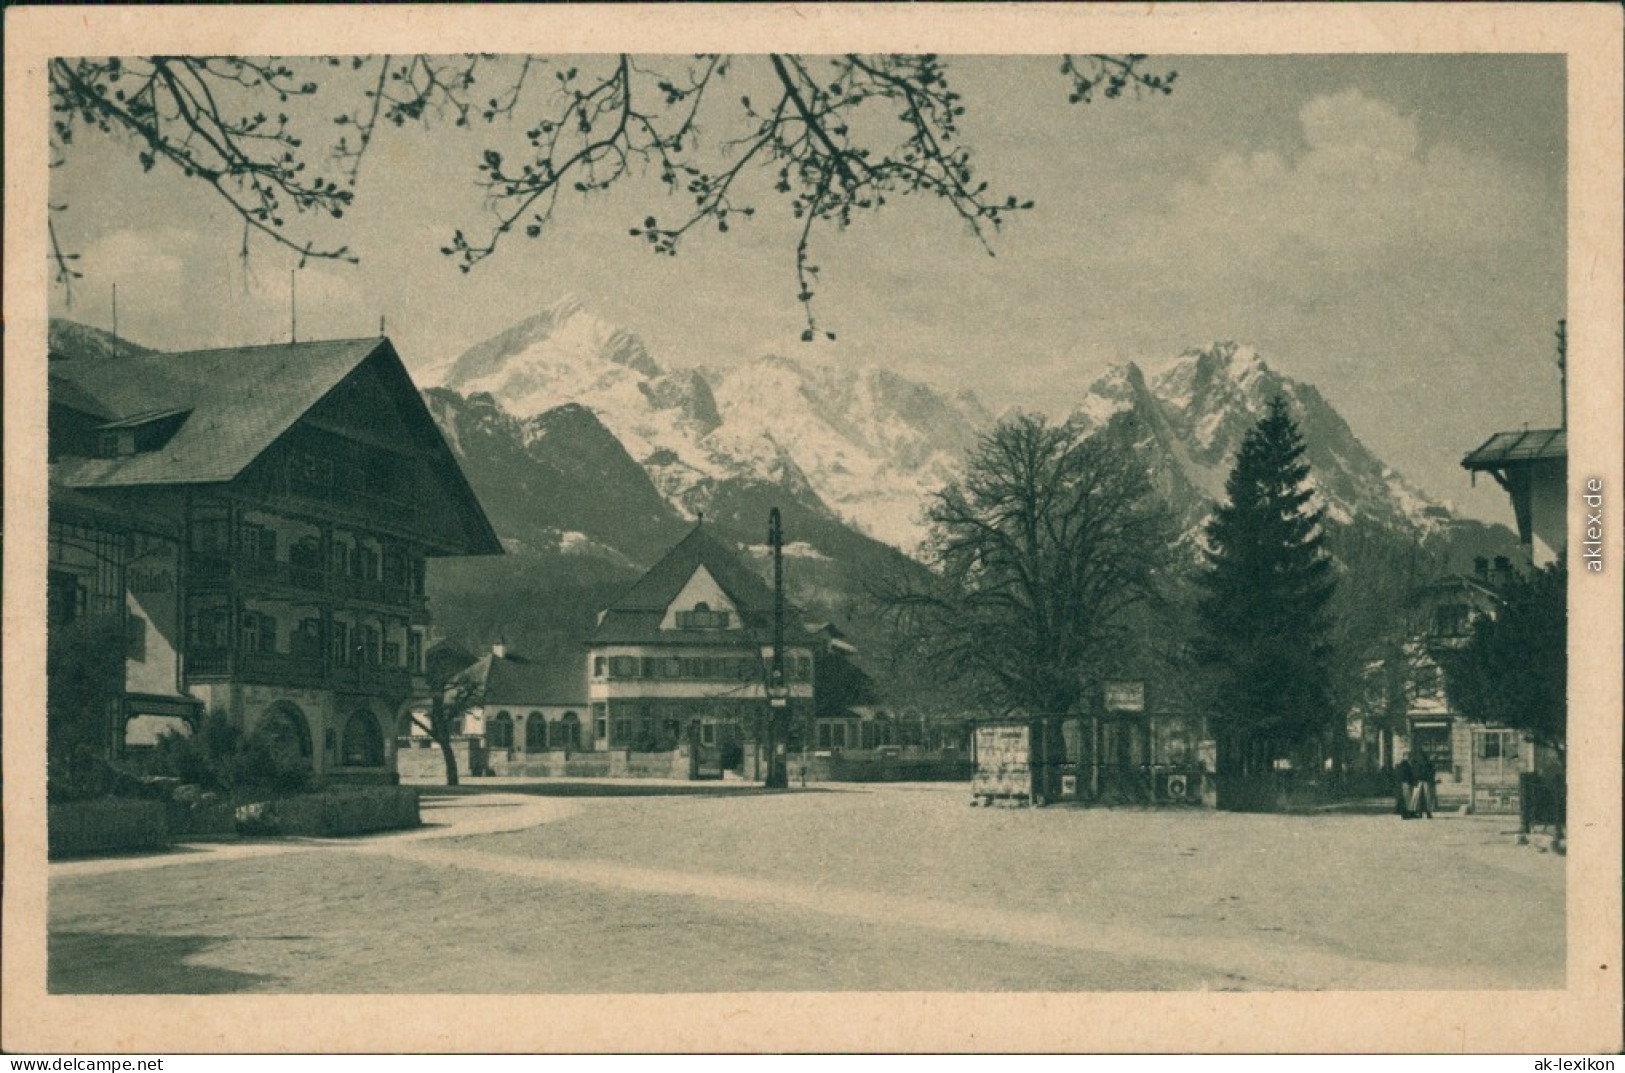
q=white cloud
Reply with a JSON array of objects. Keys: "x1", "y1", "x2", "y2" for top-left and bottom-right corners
[
  {"x1": 1148, "y1": 89, "x2": 1534, "y2": 277},
  {"x1": 51, "y1": 225, "x2": 370, "y2": 350}
]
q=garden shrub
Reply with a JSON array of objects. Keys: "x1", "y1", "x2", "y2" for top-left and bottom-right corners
[
  {"x1": 233, "y1": 787, "x2": 420, "y2": 837},
  {"x1": 48, "y1": 798, "x2": 170, "y2": 858},
  {"x1": 151, "y1": 711, "x2": 312, "y2": 794}
]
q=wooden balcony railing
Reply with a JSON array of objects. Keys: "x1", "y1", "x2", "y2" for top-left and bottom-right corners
[
  {"x1": 187, "y1": 551, "x2": 425, "y2": 612},
  {"x1": 186, "y1": 648, "x2": 414, "y2": 695}
]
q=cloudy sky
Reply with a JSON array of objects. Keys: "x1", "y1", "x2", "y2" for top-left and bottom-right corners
[{"x1": 48, "y1": 54, "x2": 1566, "y2": 525}]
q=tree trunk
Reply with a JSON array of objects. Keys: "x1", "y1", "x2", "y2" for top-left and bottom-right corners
[{"x1": 436, "y1": 733, "x2": 459, "y2": 787}]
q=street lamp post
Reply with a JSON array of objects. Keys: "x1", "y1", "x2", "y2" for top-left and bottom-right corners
[{"x1": 765, "y1": 507, "x2": 790, "y2": 789}]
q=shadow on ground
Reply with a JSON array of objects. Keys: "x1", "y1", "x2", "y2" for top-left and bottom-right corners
[
  {"x1": 417, "y1": 782, "x2": 844, "y2": 799},
  {"x1": 50, "y1": 932, "x2": 281, "y2": 994}
]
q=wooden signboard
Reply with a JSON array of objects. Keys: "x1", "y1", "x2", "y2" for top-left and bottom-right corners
[
  {"x1": 1104, "y1": 680, "x2": 1146, "y2": 712},
  {"x1": 972, "y1": 722, "x2": 1033, "y2": 803}
]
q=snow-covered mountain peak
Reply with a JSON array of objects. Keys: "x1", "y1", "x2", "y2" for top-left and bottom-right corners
[
  {"x1": 432, "y1": 298, "x2": 992, "y2": 554},
  {"x1": 1071, "y1": 342, "x2": 1451, "y2": 537},
  {"x1": 1075, "y1": 361, "x2": 1151, "y2": 431}
]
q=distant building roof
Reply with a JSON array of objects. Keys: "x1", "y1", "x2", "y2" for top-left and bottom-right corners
[
  {"x1": 588, "y1": 523, "x2": 784, "y2": 646},
  {"x1": 51, "y1": 337, "x2": 388, "y2": 487},
  {"x1": 1462, "y1": 428, "x2": 1566, "y2": 470},
  {"x1": 458, "y1": 650, "x2": 586, "y2": 707}
]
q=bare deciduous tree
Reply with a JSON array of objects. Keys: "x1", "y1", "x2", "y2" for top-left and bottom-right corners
[
  {"x1": 410, "y1": 644, "x2": 482, "y2": 786},
  {"x1": 875, "y1": 414, "x2": 1174, "y2": 719}
]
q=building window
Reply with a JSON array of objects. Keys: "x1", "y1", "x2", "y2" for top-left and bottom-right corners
[
  {"x1": 291, "y1": 618, "x2": 323, "y2": 659},
  {"x1": 525, "y1": 713, "x2": 548, "y2": 752},
  {"x1": 593, "y1": 656, "x2": 606, "y2": 678},
  {"x1": 189, "y1": 516, "x2": 229, "y2": 555},
  {"x1": 125, "y1": 616, "x2": 147, "y2": 661},
  {"x1": 240, "y1": 610, "x2": 278, "y2": 654},
  {"x1": 1478, "y1": 730, "x2": 1517, "y2": 761},
  {"x1": 48, "y1": 569, "x2": 86, "y2": 626},
  {"x1": 289, "y1": 536, "x2": 323, "y2": 571},
  {"x1": 239, "y1": 522, "x2": 277, "y2": 563},
  {"x1": 488, "y1": 711, "x2": 514, "y2": 749},
  {"x1": 559, "y1": 712, "x2": 581, "y2": 749},
  {"x1": 186, "y1": 598, "x2": 231, "y2": 650},
  {"x1": 359, "y1": 625, "x2": 381, "y2": 665},
  {"x1": 341, "y1": 710, "x2": 385, "y2": 767},
  {"x1": 1433, "y1": 603, "x2": 1471, "y2": 638},
  {"x1": 259, "y1": 702, "x2": 313, "y2": 762},
  {"x1": 676, "y1": 603, "x2": 731, "y2": 630},
  {"x1": 1411, "y1": 723, "x2": 1452, "y2": 768}
]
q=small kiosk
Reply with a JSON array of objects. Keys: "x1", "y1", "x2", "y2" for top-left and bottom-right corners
[{"x1": 971, "y1": 682, "x2": 1214, "y2": 807}]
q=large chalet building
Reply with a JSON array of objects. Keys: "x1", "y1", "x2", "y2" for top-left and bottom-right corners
[{"x1": 48, "y1": 335, "x2": 501, "y2": 780}]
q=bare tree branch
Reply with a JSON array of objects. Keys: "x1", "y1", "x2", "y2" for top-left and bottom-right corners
[{"x1": 49, "y1": 52, "x2": 1177, "y2": 337}]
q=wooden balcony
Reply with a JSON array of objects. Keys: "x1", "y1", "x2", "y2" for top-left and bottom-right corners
[
  {"x1": 186, "y1": 649, "x2": 414, "y2": 697},
  {"x1": 187, "y1": 551, "x2": 426, "y2": 614}
]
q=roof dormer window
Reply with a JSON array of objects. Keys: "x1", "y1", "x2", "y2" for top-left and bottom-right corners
[
  {"x1": 92, "y1": 408, "x2": 191, "y2": 458},
  {"x1": 677, "y1": 601, "x2": 730, "y2": 630},
  {"x1": 98, "y1": 429, "x2": 136, "y2": 458}
]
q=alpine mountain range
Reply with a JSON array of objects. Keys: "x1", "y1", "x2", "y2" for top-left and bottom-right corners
[{"x1": 48, "y1": 302, "x2": 1519, "y2": 655}]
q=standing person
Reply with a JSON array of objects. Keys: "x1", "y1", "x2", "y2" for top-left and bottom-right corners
[
  {"x1": 1416, "y1": 755, "x2": 1437, "y2": 819},
  {"x1": 1396, "y1": 757, "x2": 1416, "y2": 819}
]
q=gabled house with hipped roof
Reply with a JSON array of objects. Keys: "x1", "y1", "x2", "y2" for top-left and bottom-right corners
[
  {"x1": 49, "y1": 333, "x2": 502, "y2": 781},
  {"x1": 586, "y1": 523, "x2": 814, "y2": 764}
]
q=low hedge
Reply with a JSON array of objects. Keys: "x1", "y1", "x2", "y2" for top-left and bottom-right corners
[
  {"x1": 235, "y1": 787, "x2": 420, "y2": 837},
  {"x1": 49, "y1": 798, "x2": 171, "y2": 859},
  {"x1": 165, "y1": 786, "x2": 239, "y2": 838}
]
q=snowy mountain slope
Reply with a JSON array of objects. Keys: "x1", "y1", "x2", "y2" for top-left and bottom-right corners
[
  {"x1": 434, "y1": 297, "x2": 993, "y2": 551},
  {"x1": 1073, "y1": 342, "x2": 1454, "y2": 536}
]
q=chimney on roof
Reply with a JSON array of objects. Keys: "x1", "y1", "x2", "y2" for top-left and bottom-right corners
[
  {"x1": 1473, "y1": 556, "x2": 1489, "y2": 582},
  {"x1": 1492, "y1": 556, "x2": 1515, "y2": 588},
  {"x1": 491, "y1": 642, "x2": 506, "y2": 660}
]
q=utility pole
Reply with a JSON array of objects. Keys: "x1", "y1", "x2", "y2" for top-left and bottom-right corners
[
  {"x1": 290, "y1": 269, "x2": 298, "y2": 343},
  {"x1": 111, "y1": 283, "x2": 118, "y2": 338},
  {"x1": 1555, "y1": 318, "x2": 1566, "y2": 429},
  {"x1": 765, "y1": 507, "x2": 789, "y2": 789}
]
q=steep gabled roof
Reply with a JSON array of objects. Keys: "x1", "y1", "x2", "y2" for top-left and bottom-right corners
[
  {"x1": 1462, "y1": 428, "x2": 1566, "y2": 470},
  {"x1": 458, "y1": 650, "x2": 587, "y2": 707},
  {"x1": 51, "y1": 337, "x2": 386, "y2": 487},
  {"x1": 49, "y1": 336, "x2": 503, "y2": 556},
  {"x1": 588, "y1": 524, "x2": 781, "y2": 646}
]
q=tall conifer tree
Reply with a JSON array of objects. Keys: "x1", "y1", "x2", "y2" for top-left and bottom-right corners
[{"x1": 1196, "y1": 395, "x2": 1338, "y2": 773}]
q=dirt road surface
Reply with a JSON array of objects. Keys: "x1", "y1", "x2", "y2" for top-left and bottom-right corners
[{"x1": 49, "y1": 783, "x2": 1563, "y2": 993}]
